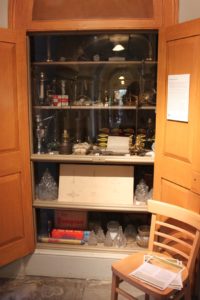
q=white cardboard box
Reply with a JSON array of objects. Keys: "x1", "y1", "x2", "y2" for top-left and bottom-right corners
[{"x1": 58, "y1": 164, "x2": 134, "y2": 207}]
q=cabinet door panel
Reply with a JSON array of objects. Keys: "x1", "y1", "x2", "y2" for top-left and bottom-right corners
[
  {"x1": 160, "y1": 178, "x2": 200, "y2": 213},
  {"x1": 154, "y1": 19, "x2": 200, "y2": 212},
  {"x1": 163, "y1": 37, "x2": 197, "y2": 165},
  {"x1": 0, "y1": 29, "x2": 35, "y2": 266},
  {"x1": 0, "y1": 174, "x2": 24, "y2": 246},
  {"x1": 0, "y1": 42, "x2": 19, "y2": 151}
]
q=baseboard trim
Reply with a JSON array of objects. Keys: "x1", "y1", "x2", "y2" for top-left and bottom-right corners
[{"x1": 0, "y1": 249, "x2": 128, "y2": 280}]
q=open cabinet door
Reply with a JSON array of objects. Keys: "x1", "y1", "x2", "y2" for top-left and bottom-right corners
[
  {"x1": 0, "y1": 29, "x2": 35, "y2": 266},
  {"x1": 154, "y1": 18, "x2": 200, "y2": 213}
]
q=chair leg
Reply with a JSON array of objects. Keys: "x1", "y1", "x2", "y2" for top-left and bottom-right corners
[
  {"x1": 184, "y1": 280, "x2": 191, "y2": 300},
  {"x1": 145, "y1": 294, "x2": 150, "y2": 300},
  {"x1": 111, "y1": 272, "x2": 120, "y2": 300}
]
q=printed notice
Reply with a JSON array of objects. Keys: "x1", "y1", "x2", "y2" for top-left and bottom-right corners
[
  {"x1": 167, "y1": 74, "x2": 190, "y2": 122},
  {"x1": 106, "y1": 136, "x2": 129, "y2": 154}
]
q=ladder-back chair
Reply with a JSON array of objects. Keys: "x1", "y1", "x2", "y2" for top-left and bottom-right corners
[{"x1": 111, "y1": 199, "x2": 200, "y2": 300}]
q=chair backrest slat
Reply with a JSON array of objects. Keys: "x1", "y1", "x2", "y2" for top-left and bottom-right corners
[
  {"x1": 148, "y1": 200, "x2": 200, "y2": 230},
  {"x1": 153, "y1": 241, "x2": 190, "y2": 260},
  {"x1": 156, "y1": 220, "x2": 195, "y2": 239},
  {"x1": 154, "y1": 231, "x2": 193, "y2": 250}
]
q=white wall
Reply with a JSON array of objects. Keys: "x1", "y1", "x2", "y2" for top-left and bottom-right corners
[
  {"x1": 0, "y1": 0, "x2": 8, "y2": 28},
  {"x1": 179, "y1": 0, "x2": 200, "y2": 23}
]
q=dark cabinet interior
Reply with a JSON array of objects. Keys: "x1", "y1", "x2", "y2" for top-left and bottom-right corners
[
  {"x1": 29, "y1": 30, "x2": 158, "y2": 156},
  {"x1": 29, "y1": 30, "x2": 157, "y2": 251}
]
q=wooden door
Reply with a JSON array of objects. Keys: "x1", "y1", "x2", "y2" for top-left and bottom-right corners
[
  {"x1": 154, "y1": 19, "x2": 200, "y2": 213},
  {"x1": 0, "y1": 29, "x2": 35, "y2": 266}
]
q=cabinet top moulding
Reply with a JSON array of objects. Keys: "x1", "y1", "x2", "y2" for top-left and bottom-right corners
[{"x1": 11, "y1": 1, "x2": 179, "y2": 31}]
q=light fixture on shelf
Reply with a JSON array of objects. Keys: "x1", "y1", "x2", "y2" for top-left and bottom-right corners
[{"x1": 112, "y1": 43, "x2": 125, "y2": 52}]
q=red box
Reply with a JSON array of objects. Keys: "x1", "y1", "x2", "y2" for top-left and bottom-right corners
[{"x1": 54, "y1": 210, "x2": 87, "y2": 230}]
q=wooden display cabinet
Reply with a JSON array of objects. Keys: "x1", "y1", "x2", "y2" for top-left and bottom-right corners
[{"x1": 0, "y1": 0, "x2": 183, "y2": 277}]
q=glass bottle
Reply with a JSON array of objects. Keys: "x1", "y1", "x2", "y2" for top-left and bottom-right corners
[
  {"x1": 47, "y1": 116, "x2": 60, "y2": 154},
  {"x1": 38, "y1": 72, "x2": 45, "y2": 105},
  {"x1": 96, "y1": 227, "x2": 105, "y2": 243},
  {"x1": 146, "y1": 118, "x2": 154, "y2": 140},
  {"x1": 146, "y1": 117, "x2": 154, "y2": 149},
  {"x1": 59, "y1": 129, "x2": 72, "y2": 154},
  {"x1": 104, "y1": 90, "x2": 109, "y2": 107},
  {"x1": 104, "y1": 230, "x2": 113, "y2": 247},
  {"x1": 35, "y1": 114, "x2": 46, "y2": 154},
  {"x1": 113, "y1": 226, "x2": 127, "y2": 248},
  {"x1": 88, "y1": 230, "x2": 98, "y2": 246},
  {"x1": 46, "y1": 79, "x2": 57, "y2": 106},
  {"x1": 60, "y1": 80, "x2": 66, "y2": 95}
]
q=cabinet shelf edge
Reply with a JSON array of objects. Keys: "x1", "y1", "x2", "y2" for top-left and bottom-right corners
[
  {"x1": 31, "y1": 154, "x2": 154, "y2": 164},
  {"x1": 33, "y1": 199, "x2": 148, "y2": 212}
]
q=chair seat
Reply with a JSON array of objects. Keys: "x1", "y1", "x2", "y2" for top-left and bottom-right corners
[{"x1": 111, "y1": 251, "x2": 188, "y2": 299}]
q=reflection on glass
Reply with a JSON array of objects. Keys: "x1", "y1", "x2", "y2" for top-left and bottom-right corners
[{"x1": 30, "y1": 31, "x2": 157, "y2": 156}]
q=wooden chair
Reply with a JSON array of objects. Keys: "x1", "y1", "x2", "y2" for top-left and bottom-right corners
[{"x1": 111, "y1": 199, "x2": 200, "y2": 300}]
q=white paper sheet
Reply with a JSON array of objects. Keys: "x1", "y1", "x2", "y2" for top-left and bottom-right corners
[
  {"x1": 130, "y1": 255, "x2": 184, "y2": 291},
  {"x1": 106, "y1": 136, "x2": 130, "y2": 153},
  {"x1": 58, "y1": 164, "x2": 134, "y2": 207},
  {"x1": 130, "y1": 261, "x2": 180, "y2": 290},
  {"x1": 167, "y1": 74, "x2": 190, "y2": 122}
]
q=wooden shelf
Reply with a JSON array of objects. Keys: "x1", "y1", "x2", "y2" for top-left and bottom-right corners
[
  {"x1": 36, "y1": 240, "x2": 146, "y2": 254},
  {"x1": 33, "y1": 199, "x2": 148, "y2": 212},
  {"x1": 31, "y1": 154, "x2": 154, "y2": 164},
  {"x1": 32, "y1": 60, "x2": 157, "y2": 66},
  {"x1": 33, "y1": 105, "x2": 156, "y2": 110}
]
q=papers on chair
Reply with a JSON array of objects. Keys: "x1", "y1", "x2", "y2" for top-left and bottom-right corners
[{"x1": 129, "y1": 255, "x2": 184, "y2": 291}]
